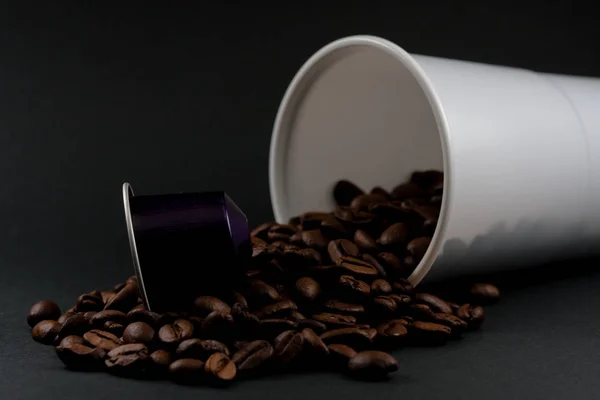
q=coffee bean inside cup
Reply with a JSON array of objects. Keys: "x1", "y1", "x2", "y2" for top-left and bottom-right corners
[{"x1": 27, "y1": 170, "x2": 501, "y2": 386}]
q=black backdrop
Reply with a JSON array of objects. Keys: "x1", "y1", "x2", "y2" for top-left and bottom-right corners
[{"x1": 2, "y1": 3, "x2": 600, "y2": 399}]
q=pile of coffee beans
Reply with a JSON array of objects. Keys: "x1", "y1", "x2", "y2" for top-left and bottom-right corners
[{"x1": 28, "y1": 170, "x2": 500, "y2": 386}]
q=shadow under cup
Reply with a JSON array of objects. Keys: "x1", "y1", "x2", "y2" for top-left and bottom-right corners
[{"x1": 122, "y1": 183, "x2": 251, "y2": 313}]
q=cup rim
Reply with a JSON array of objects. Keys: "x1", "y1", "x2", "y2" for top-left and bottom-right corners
[
  {"x1": 122, "y1": 182, "x2": 152, "y2": 310},
  {"x1": 268, "y1": 34, "x2": 453, "y2": 286}
]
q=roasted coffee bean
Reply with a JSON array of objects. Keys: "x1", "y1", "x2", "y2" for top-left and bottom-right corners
[
  {"x1": 201, "y1": 312, "x2": 234, "y2": 340},
  {"x1": 295, "y1": 277, "x2": 321, "y2": 301},
  {"x1": 127, "y1": 308, "x2": 162, "y2": 328},
  {"x1": 59, "y1": 335, "x2": 85, "y2": 348},
  {"x1": 273, "y1": 330, "x2": 304, "y2": 365},
  {"x1": 368, "y1": 202, "x2": 406, "y2": 220},
  {"x1": 289, "y1": 311, "x2": 306, "y2": 321},
  {"x1": 328, "y1": 239, "x2": 360, "y2": 264},
  {"x1": 82, "y1": 311, "x2": 97, "y2": 322},
  {"x1": 391, "y1": 182, "x2": 427, "y2": 199},
  {"x1": 267, "y1": 224, "x2": 297, "y2": 242},
  {"x1": 378, "y1": 252, "x2": 404, "y2": 276},
  {"x1": 298, "y1": 211, "x2": 330, "y2": 230},
  {"x1": 83, "y1": 329, "x2": 122, "y2": 350},
  {"x1": 325, "y1": 300, "x2": 365, "y2": 316},
  {"x1": 301, "y1": 328, "x2": 329, "y2": 357},
  {"x1": 348, "y1": 351, "x2": 399, "y2": 380},
  {"x1": 104, "y1": 282, "x2": 139, "y2": 312},
  {"x1": 231, "y1": 304, "x2": 259, "y2": 333},
  {"x1": 297, "y1": 319, "x2": 327, "y2": 334},
  {"x1": 327, "y1": 344, "x2": 357, "y2": 368},
  {"x1": 105, "y1": 343, "x2": 149, "y2": 376},
  {"x1": 350, "y1": 194, "x2": 387, "y2": 212},
  {"x1": 56, "y1": 342, "x2": 107, "y2": 370},
  {"x1": 338, "y1": 275, "x2": 371, "y2": 299},
  {"x1": 320, "y1": 328, "x2": 373, "y2": 350},
  {"x1": 372, "y1": 296, "x2": 397, "y2": 314},
  {"x1": 176, "y1": 339, "x2": 230, "y2": 360},
  {"x1": 362, "y1": 328, "x2": 378, "y2": 342},
  {"x1": 258, "y1": 319, "x2": 298, "y2": 339},
  {"x1": 469, "y1": 283, "x2": 500, "y2": 305},
  {"x1": 377, "y1": 222, "x2": 409, "y2": 247},
  {"x1": 354, "y1": 230, "x2": 378, "y2": 253},
  {"x1": 255, "y1": 300, "x2": 298, "y2": 319},
  {"x1": 370, "y1": 187, "x2": 390, "y2": 198},
  {"x1": 371, "y1": 279, "x2": 393, "y2": 295},
  {"x1": 90, "y1": 310, "x2": 128, "y2": 327},
  {"x1": 251, "y1": 222, "x2": 276, "y2": 239},
  {"x1": 431, "y1": 313, "x2": 468, "y2": 336},
  {"x1": 332, "y1": 256, "x2": 379, "y2": 278},
  {"x1": 232, "y1": 340, "x2": 273, "y2": 372},
  {"x1": 376, "y1": 320, "x2": 408, "y2": 347},
  {"x1": 123, "y1": 322, "x2": 155, "y2": 345},
  {"x1": 300, "y1": 229, "x2": 329, "y2": 250},
  {"x1": 194, "y1": 296, "x2": 232, "y2": 317},
  {"x1": 389, "y1": 293, "x2": 412, "y2": 306},
  {"x1": 57, "y1": 314, "x2": 89, "y2": 339},
  {"x1": 57, "y1": 311, "x2": 76, "y2": 325},
  {"x1": 415, "y1": 293, "x2": 453, "y2": 314},
  {"x1": 409, "y1": 321, "x2": 451, "y2": 345},
  {"x1": 226, "y1": 291, "x2": 249, "y2": 310},
  {"x1": 407, "y1": 237, "x2": 431, "y2": 260},
  {"x1": 103, "y1": 322, "x2": 125, "y2": 337},
  {"x1": 413, "y1": 205, "x2": 439, "y2": 221},
  {"x1": 421, "y1": 218, "x2": 438, "y2": 236},
  {"x1": 456, "y1": 304, "x2": 485, "y2": 330},
  {"x1": 252, "y1": 236, "x2": 268, "y2": 247},
  {"x1": 149, "y1": 349, "x2": 172, "y2": 374},
  {"x1": 298, "y1": 248, "x2": 323, "y2": 265},
  {"x1": 205, "y1": 352, "x2": 236, "y2": 384},
  {"x1": 411, "y1": 170, "x2": 443, "y2": 190},
  {"x1": 247, "y1": 279, "x2": 281, "y2": 306},
  {"x1": 320, "y1": 216, "x2": 349, "y2": 237},
  {"x1": 333, "y1": 180, "x2": 364, "y2": 206},
  {"x1": 76, "y1": 292, "x2": 104, "y2": 312},
  {"x1": 392, "y1": 279, "x2": 415, "y2": 294},
  {"x1": 408, "y1": 304, "x2": 435, "y2": 319},
  {"x1": 169, "y1": 358, "x2": 206, "y2": 384},
  {"x1": 312, "y1": 313, "x2": 356, "y2": 329},
  {"x1": 159, "y1": 319, "x2": 194, "y2": 346},
  {"x1": 32, "y1": 320, "x2": 61, "y2": 344},
  {"x1": 362, "y1": 254, "x2": 388, "y2": 278},
  {"x1": 27, "y1": 301, "x2": 61, "y2": 328}
]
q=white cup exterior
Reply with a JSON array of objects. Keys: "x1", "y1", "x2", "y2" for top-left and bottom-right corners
[{"x1": 269, "y1": 35, "x2": 600, "y2": 285}]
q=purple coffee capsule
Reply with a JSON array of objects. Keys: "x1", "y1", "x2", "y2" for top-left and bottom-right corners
[{"x1": 122, "y1": 183, "x2": 251, "y2": 313}]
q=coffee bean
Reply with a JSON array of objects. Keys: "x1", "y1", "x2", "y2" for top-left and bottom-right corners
[
  {"x1": 368, "y1": 202, "x2": 406, "y2": 220},
  {"x1": 411, "y1": 170, "x2": 443, "y2": 190},
  {"x1": 273, "y1": 330, "x2": 304, "y2": 365},
  {"x1": 294, "y1": 277, "x2": 321, "y2": 302},
  {"x1": 409, "y1": 321, "x2": 451, "y2": 345},
  {"x1": 149, "y1": 349, "x2": 172, "y2": 375},
  {"x1": 83, "y1": 329, "x2": 122, "y2": 350},
  {"x1": 456, "y1": 304, "x2": 485, "y2": 330},
  {"x1": 75, "y1": 292, "x2": 104, "y2": 312},
  {"x1": 431, "y1": 313, "x2": 468, "y2": 336},
  {"x1": 338, "y1": 275, "x2": 371, "y2": 299},
  {"x1": 348, "y1": 351, "x2": 399, "y2": 380},
  {"x1": 252, "y1": 236, "x2": 268, "y2": 247},
  {"x1": 105, "y1": 343, "x2": 150, "y2": 376},
  {"x1": 159, "y1": 319, "x2": 194, "y2": 346},
  {"x1": 298, "y1": 248, "x2": 323, "y2": 265},
  {"x1": 255, "y1": 300, "x2": 298, "y2": 319},
  {"x1": 301, "y1": 328, "x2": 329, "y2": 357},
  {"x1": 392, "y1": 279, "x2": 415, "y2": 295},
  {"x1": 408, "y1": 304, "x2": 435, "y2": 319},
  {"x1": 298, "y1": 211, "x2": 330, "y2": 230},
  {"x1": 251, "y1": 222, "x2": 276, "y2": 239},
  {"x1": 415, "y1": 293, "x2": 453, "y2": 314},
  {"x1": 388, "y1": 294, "x2": 412, "y2": 307},
  {"x1": 327, "y1": 239, "x2": 360, "y2": 264},
  {"x1": 267, "y1": 224, "x2": 297, "y2": 242},
  {"x1": 413, "y1": 205, "x2": 439, "y2": 221},
  {"x1": 320, "y1": 328, "x2": 373, "y2": 350},
  {"x1": 407, "y1": 237, "x2": 431, "y2": 261},
  {"x1": 327, "y1": 343, "x2": 357, "y2": 368},
  {"x1": 201, "y1": 312, "x2": 234, "y2": 340},
  {"x1": 289, "y1": 311, "x2": 306, "y2": 321},
  {"x1": 469, "y1": 283, "x2": 500, "y2": 305},
  {"x1": 391, "y1": 182, "x2": 426, "y2": 199},
  {"x1": 258, "y1": 318, "x2": 298, "y2": 339},
  {"x1": 350, "y1": 194, "x2": 387, "y2": 212},
  {"x1": 333, "y1": 180, "x2": 364, "y2": 206},
  {"x1": 232, "y1": 340, "x2": 273, "y2": 372},
  {"x1": 100, "y1": 291, "x2": 116, "y2": 305},
  {"x1": 32, "y1": 320, "x2": 61, "y2": 345},
  {"x1": 226, "y1": 291, "x2": 249, "y2": 310},
  {"x1": 57, "y1": 311, "x2": 76, "y2": 325},
  {"x1": 113, "y1": 282, "x2": 126, "y2": 292},
  {"x1": 104, "y1": 282, "x2": 139, "y2": 312},
  {"x1": 57, "y1": 314, "x2": 89, "y2": 339},
  {"x1": 376, "y1": 320, "x2": 408, "y2": 347},
  {"x1": 56, "y1": 342, "x2": 107, "y2": 370},
  {"x1": 378, "y1": 223, "x2": 408, "y2": 248},
  {"x1": 194, "y1": 296, "x2": 232, "y2": 317},
  {"x1": 169, "y1": 358, "x2": 206, "y2": 384},
  {"x1": 370, "y1": 279, "x2": 392, "y2": 295},
  {"x1": 59, "y1": 335, "x2": 85, "y2": 348},
  {"x1": 372, "y1": 296, "x2": 397, "y2": 314},
  {"x1": 320, "y1": 216, "x2": 349, "y2": 238},
  {"x1": 103, "y1": 322, "x2": 125, "y2": 337},
  {"x1": 353, "y1": 230, "x2": 378, "y2": 253},
  {"x1": 246, "y1": 279, "x2": 281, "y2": 306},
  {"x1": 325, "y1": 300, "x2": 365, "y2": 316},
  {"x1": 300, "y1": 229, "x2": 329, "y2": 250},
  {"x1": 361, "y1": 327, "x2": 378, "y2": 342},
  {"x1": 90, "y1": 310, "x2": 128, "y2": 328},
  {"x1": 332, "y1": 256, "x2": 379, "y2": 278},
  {"x1": 176, "y1": 338, "x2": 230, "y2": 360},
  {"x1": 127, "y1": 308, "x2": 162, "y2": 328},
  {"x1": 378, "y1": 252, "x2": 405, "y2": 277},
  {"x1": 362, "y1": 254, "x2": 388, "y2": 278},
  {"x1": 123, "y1": 322, "x2": 155, "y2": 345},
  {"x1": 205, "y1": 352, "x2": 236, "y2": 384},
  {"x1": 312, "y1": 313, "x2": 356, "y2": 329},
  {"x1": 297, "y1": 319, "x2": 327, "y2": 334},
  {"x1": 27, "y1": 301, "x2": 61, "y2": 328}
]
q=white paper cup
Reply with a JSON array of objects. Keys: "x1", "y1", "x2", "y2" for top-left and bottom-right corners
[{"x1": 269, "y1": 35, "x2": 600, "y2": 285}]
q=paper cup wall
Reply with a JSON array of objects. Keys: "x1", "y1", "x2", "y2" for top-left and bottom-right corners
[{"x1": 269, "y1": 35, "x2": 600, "y2": 285}]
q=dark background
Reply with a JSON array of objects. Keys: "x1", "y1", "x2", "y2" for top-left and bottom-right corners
[{"x1": 2, "y1": 2, "x2": 600, "y2": 399}]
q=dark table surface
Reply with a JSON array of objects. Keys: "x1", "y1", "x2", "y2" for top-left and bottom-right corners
[{"x1": 2, "y1": 3, "x2": 600, "y2": 399}]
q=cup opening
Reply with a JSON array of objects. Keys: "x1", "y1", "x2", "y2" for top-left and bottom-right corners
[
  {"x1": 122, "y1": 182, "x2": 151, "y2": 310},
  {"x1": 270, "y1": 35, "x2": 452, "y2": 287}
]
